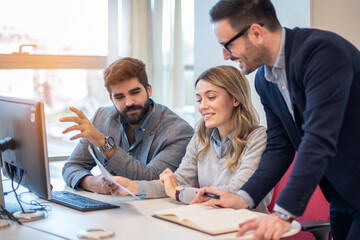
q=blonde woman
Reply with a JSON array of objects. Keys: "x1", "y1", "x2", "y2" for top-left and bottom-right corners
[{"x1": 108, "y1": 65, "x2": 272, "y2": 213}]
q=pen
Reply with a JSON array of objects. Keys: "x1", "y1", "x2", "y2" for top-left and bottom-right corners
[{"x1": 203, "y1": 193, "x2": 220, "y2": 199}]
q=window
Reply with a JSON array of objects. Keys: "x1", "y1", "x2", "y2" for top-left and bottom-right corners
[
  {"x1": 0, "y1": 0, "x2": 108, "y2": 56},
  {"x1": 0, "y1": 0, "x2": 195, "y2": 159},
  {"x1": 0, "y1": 0, "x2": 111, "y2": 158}
]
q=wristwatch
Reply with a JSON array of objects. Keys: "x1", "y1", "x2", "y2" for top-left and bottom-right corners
[
  {"x1": 175, "y1": 186, "x2": 185, "y2": 202},
  {"x1": 97, "y1": 136, "x2": 115, "y2": 153},
  {"x1": 273, "y1": 211, "x2": 295, "y2": 223}
]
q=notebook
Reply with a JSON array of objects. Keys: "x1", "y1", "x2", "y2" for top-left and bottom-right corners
[{"x1": 152, "y1": 203, "x2": 258, "y2": 235}]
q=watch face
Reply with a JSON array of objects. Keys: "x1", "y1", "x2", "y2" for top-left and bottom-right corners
[
  {"x1": 278, "y1": 213, "x2": 288, "y2": 220},
  {"x1": 98, "y1": 136, "x2": 115, "y2": 153},
  {"x1": 175, "y1": 186, "x2": 184, "y2": 191},
  {"x1": 275, "y1": 212, "x2": 293, "y2": 223},
  {"x1": 107, "y1": 136, "x2": 115, "y2": 147}
]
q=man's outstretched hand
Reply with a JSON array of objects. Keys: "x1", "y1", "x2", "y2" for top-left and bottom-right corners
[{"x1": 237, "y1": 214, "x2": 291, "y2": 240}]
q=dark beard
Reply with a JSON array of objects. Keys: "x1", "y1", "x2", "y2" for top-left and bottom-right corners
[
  {"x1": 119, "y1": 98, "x2": 152, "y2": 125},
  {"x1": 241, "y1": 37, "x2": 266, "y2": 75}
]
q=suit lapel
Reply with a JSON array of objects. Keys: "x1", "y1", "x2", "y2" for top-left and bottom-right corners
[
  {"x1": 268, "y1": 82, "x2": 301, "y2": 147},
  {"x1": 278, "y1": 28, "x2": 303, "y2": 147}
]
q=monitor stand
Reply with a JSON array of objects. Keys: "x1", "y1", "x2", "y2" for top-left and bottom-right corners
[
  {"x1": 0, "y1": 168, "x2": 10, "y2": 227},
  {"x1": 1, "y1": 171, "x2": 45, "y2": 223},
  {"x1": 3, "y1": 195, "x2": 45, "y2": 222},
  {"x1": 0, "y1": 219, "x2": 10, "y2": 228}
]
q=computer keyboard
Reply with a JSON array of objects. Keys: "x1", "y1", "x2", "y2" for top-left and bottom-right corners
[{"x1": 50, "y1": 191, "x2": 120, "y2": 212}]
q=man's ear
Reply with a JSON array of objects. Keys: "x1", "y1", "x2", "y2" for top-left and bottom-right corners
[
  {"x1": 249, "y1": 23, "x2": 264, "y2": 45},
  {"x1": 147, "y1": 84, "x2": 152, "y2": 97}
]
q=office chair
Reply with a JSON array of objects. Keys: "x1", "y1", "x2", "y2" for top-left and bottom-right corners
[{"x1": 267, "y1": 159, "x2": 331, "y2": 240}]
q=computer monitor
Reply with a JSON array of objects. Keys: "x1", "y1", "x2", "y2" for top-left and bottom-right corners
[
  {"x1": 0, "y1": 170, "x2": 5, "y2": 209},
  {"x1": 0, "y1": 96, "x2": 51, "y2": 214}
]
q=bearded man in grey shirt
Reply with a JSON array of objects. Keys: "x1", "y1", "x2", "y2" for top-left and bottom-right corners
[{"x1": 60, "y1": 57, "x2": 194, "y2": 194}]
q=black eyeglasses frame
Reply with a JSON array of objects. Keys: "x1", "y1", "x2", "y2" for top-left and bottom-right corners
[{"x1": 222, "y1": 23, "x2": 264, "y2": 54}]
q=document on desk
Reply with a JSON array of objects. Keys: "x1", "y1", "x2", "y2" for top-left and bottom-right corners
[
  {"x1": 152, "y1": 204, "x2": 301, "y2": 237},
  {"x1": 88, "y1": 145, "x2": 140, "y2": 200},
  {"x1": 152, "y1": 203, "x2": 258, "y2": 235}
]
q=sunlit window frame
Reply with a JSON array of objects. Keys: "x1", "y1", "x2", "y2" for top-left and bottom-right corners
[{"x1": 0, "y1": 55, "x2": 107, "y2": 69}]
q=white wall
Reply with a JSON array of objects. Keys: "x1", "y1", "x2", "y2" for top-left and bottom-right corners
[
  {"x1": 311, "y1": 0, "x2": 360, "y2": 49},
  {"x1": 194, "y1": 0, "x2": 310, "y2": 126}
]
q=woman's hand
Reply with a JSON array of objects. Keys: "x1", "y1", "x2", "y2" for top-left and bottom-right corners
[
  {"x1": 79, "y1": 175, "x2": 111, "y2": 194},
  {"x1": 159, "y1": 168, "x2": 178, "y2": 199},
  {"x1": 104, "y1": 176, "x2": 139, "y2": 196},
  {"x1": 191, "y1": 187, "x2": 249, "y2": 209}
]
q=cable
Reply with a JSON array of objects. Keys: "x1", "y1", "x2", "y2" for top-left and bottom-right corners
[
  {"x1": 18, "y1": 192, "x2": 52, "y2": 216},
  {"x1": 9, "y1": 167, "x2": 25, "y2": 213},
  {"x1": 3, "y1": 171, "x2": 23, "y2": 196},
  {"x1": 1, "y1": 204, "x2": 68, "y2": 239},
  {"x1": 0, "y1": 205, "x2": 22, "y2": 225}
]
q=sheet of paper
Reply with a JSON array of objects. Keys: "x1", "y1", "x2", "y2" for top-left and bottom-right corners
[{"x1": 88, "y1": 145, "x2": 140, "y2": 200}]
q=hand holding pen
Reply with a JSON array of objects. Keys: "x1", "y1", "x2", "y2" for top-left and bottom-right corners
[{"x1": 191, "y1": 187, "x2": 249, "y2": 210}]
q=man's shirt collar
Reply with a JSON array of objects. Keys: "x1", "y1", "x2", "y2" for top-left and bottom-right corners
[
  {"x1": 210, "y1": 128, "x2": 231, "y2": 159},
  {"x1": 265, "y1": 27, "x2": 286, "y2": 83}
]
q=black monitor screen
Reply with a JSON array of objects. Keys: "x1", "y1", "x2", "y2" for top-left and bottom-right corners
[{"x1": 0, "y1": 96, "x2": 51, "y2": 204}]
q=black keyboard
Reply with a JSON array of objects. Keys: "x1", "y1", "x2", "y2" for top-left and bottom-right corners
[{"x1": 50, "y1": 191, "x2": 120, "y2": 212}]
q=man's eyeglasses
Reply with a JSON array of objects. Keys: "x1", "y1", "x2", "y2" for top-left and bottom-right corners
[{"x1": 222, "y1": 23, "x2": 264, "y2": 54}]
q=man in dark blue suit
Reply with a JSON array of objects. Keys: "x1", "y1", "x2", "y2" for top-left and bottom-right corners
[{"x1": 193, "y1": 0, "x2": 360, "y2": 239}]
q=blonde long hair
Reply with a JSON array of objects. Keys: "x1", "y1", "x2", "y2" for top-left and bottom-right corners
[{"x1": 195, "y1": 65, "x2": 259, "y2": 172}]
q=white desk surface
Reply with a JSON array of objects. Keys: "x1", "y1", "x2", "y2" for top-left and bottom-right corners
[
  {"x1": 0, "y1": 221, "x2": 64, "y2": 240},
  {"x1": 2, "y1": 176, "x2": 300, "y2": 240}
]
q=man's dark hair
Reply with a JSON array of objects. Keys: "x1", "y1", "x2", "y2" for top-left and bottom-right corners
[
  {"x1": 210, "y1": 0, "x2": 281, "y2": 32},
  {"x1": 103, "y1": 57, "x2": 149, "y2": 93}
]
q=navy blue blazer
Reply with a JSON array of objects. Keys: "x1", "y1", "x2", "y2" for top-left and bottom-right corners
[{"x1": 241, "y1": 27, "x2": 360, "y2": 216}]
